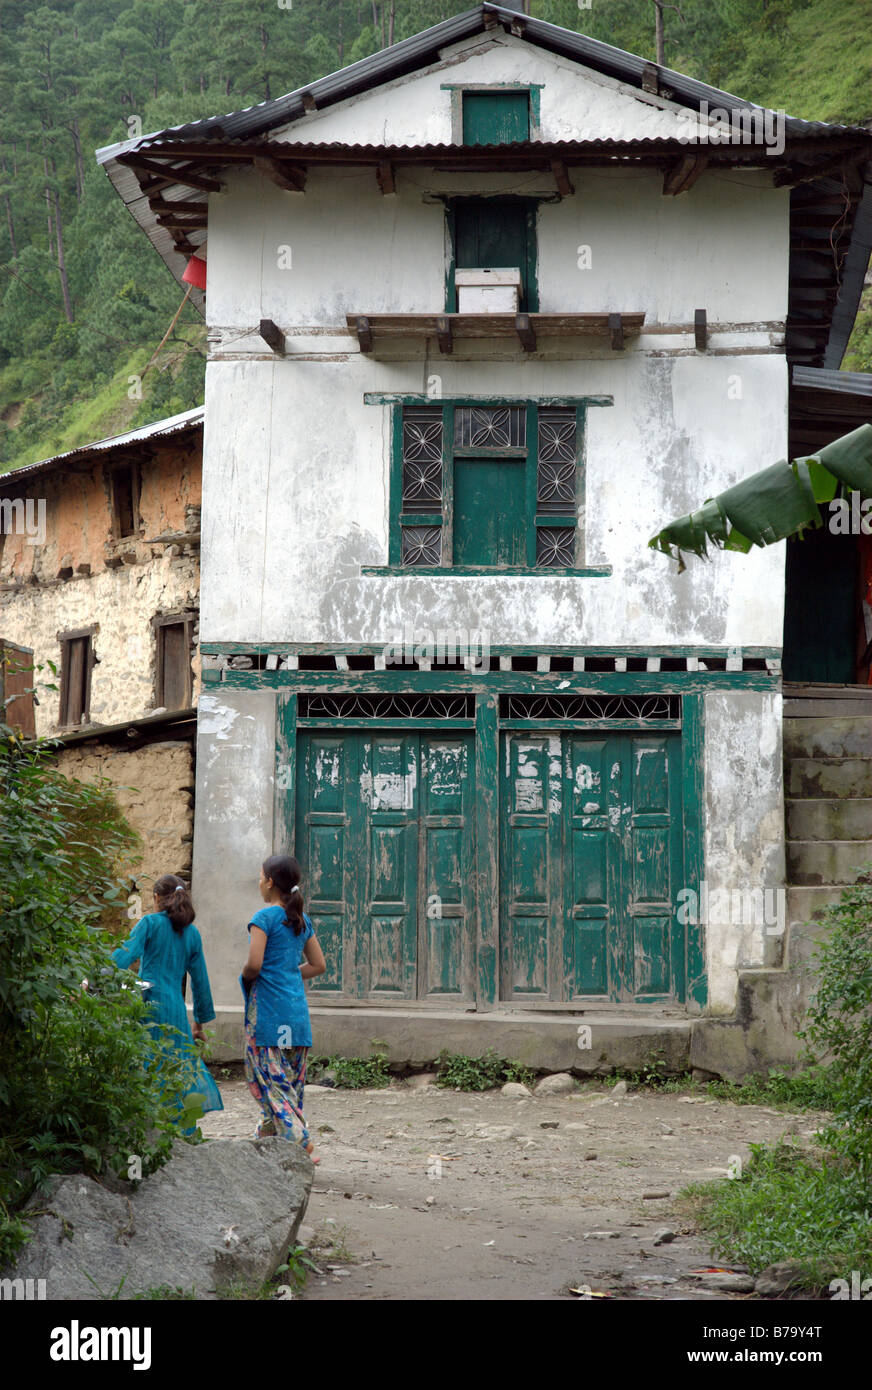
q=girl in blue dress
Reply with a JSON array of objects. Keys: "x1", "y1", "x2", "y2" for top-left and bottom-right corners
[
  {"x1": 112, "y1": 873, "x2": 224, "y2": 1123},
  {"x1": 240, "y1": 855, "x2": 326, "y2": 1159}
]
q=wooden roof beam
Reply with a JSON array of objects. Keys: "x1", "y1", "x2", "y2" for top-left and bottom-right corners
[
  {"x1": 663, "y1": 152, "x2": 708, "y2": 196},
  {"x1": 121, "y1": 154, "x2": 223, "y2": 193},
  {"x1": 254, "y1": 156, "x2": 306, "y2": 192},
  {"x1": 608, "y1": 313, "x2": 624, "y2": 351},
  {"x1": 515, "y1": 313, "x2": 536, "y2": 353},
  {"x1": 377, "y1": 160, "x2": 395, "y2": 195},
  {"x1": 694, "y1": 309, "x2": 707, "y2": 351},
  {"x1": 551, "y1": 159, "x2": 574, "y2": 197},
  {"x1": 436, "y1": 315, "x2": 453, "y2": 355},
  {"x1": 156, "y1": 214, "x2": 208, "y2": 230},
  {"x1": 356, "y1": 316, "x2": 373, "y2": 354},
  {"x1": 259, "y1": 319, "x2": 285, "y2": 354},
  {"x1": 148, "y1": 197, "x2": 208, "y2": 215}
]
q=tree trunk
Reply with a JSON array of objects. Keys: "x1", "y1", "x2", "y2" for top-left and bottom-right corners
[
  {"x1": 51, "y1": 183, "x2": 74, "y2": 322},
  {"x1": 388, "y1": 1, "x2": 395, "y2": 46},
  {"x1": 68, "y1": 118, "x2": 85, "y2": 201},
  {"x1": 653, "y1": 1, "x2": 665, "y2": 65},
  {"x1": 338, "y1": 0, "x2": 344, "y2": 63},
  {"x1": 1, "y1": 153, "x2": 17, "y2": 259}
]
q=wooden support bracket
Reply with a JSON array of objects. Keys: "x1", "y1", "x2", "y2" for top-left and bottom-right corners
[
  {"x1": 357, "y1": 316, "x2": 373, "y2": 353},
  {"x1": 254, "y1": 157, "x2": 305, "y2": 192},
  {"x1": 301, "y1": 91, "x2": 318, "y2": 112},
  {"x1": 663, "y1": 153, "x2": 708, "y2": 196},
  {"x1": 436, "y1": 315, "x2": 453, "y2": 355},
  {"x1": 694, "y1": 309, "x2": 708, "y2": 351},
  {"x1": 156, "y1": 215, "x2": 208, "y2": 230},
  {"x1": 515, "y1": 313, "x2": 536, "y2": 353},
  {"x1": 377, "y1": 160, "x2": 396, "y2": 195},
  {"x1": 641, "y1": 62, "x2": 659, "y2": 95},
  {"x1": 608, "y1": 313, "x2": 624, "y2": 352},
  {"x1": 551, "y1": 159, "x2": 574, "y2": 197},
  {"x1": 122, "y1": 155, "x2": 222, "y2": 193},
  {"x1": 259, "y1": 318, "x2": 285, "y2": 354}
]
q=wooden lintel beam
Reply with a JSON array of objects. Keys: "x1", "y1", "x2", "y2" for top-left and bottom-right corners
[
  {"x1": 259, "y1": 318, "x2": 285, "y2": 354},
  {"x1": 436, "y1": 315, "x2": 453, "y2": 355},
  {"x1": 663, "y1": 152, "x2": 708, "y2": 196},
  {"x1": 694, "y1": 309, "x2": 708, "y2": 351},
  {"x1": 551, "y1": 160, "x2": 574, "y2": 197},
  {"x1": 608, "y1": 313, "x2": 624, "y2": 352},
  {"x1": 253, "y1": 156, "x2": 306, "y2": 192},
  {"x1": 515, "y1": 313, "x2": 536, "y2": 353},
  {"x1": 157, "y1": 216, "x2": 208, "y2": 231},
  {"x1": 377, "y1": 160, "x2": 395, "y2": 195},
  {"x1": 121, "y1": 154, "x2": 222, "y2": 192},
  {"x1": 357, "y1": 316, "x2": 373, "y2": 354}
]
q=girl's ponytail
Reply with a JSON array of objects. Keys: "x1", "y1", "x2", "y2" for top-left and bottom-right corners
[
  {"x1": 262, "y1": 855, "x2": 306, "y2": 935},
  {"x1": 154, "y1": 873, "x2": 195, "y2": 932}
]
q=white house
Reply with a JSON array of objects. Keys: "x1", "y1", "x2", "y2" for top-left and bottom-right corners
[{"x1": 97, "y1": 4, "x2": 872, "y2": 1076}]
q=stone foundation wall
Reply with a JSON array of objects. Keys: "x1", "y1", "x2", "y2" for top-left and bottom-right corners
[{"x1": 55, "y1": 738, "x2": 195, "y2": 897}]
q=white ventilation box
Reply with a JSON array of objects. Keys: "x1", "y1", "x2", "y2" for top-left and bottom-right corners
[{"x1": 455, "y1": 267, "x2": 521, "y2": 313}]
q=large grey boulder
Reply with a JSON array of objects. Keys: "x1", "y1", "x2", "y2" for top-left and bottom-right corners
[{"x1": 3, "y1": 1138, "x2": 313, "y2": 1300}]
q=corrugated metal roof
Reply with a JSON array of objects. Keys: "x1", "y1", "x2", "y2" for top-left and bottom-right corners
[
  {"x1": 792, "y1": 367, "x2": 872, "y2": 395},
  {"x1": 1, "y1": 406, "x2": 204, "y2": 485},
  {"x1": 95, "y1": 2, "x2": 872, "y2": 362},
  {"x1": 95, "y1": 2, "x2": 871, "y2": 152}
]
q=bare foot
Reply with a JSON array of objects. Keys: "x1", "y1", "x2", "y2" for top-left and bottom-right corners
[{"x1": 305, "y1": 1141, "x2": 320, "y2": 1166}]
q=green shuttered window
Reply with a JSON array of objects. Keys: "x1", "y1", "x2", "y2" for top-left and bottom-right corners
[
  {"x1": 461, "y1": 91, "x2": 531, "y2": 145},
  {"x1": 393, "y1": 401, "x2": 583, "y2": 572}
]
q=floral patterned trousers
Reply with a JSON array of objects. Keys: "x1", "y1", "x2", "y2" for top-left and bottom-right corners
[{"x1": 243, "y1": 988, "x2": 309, "y2": 1146}]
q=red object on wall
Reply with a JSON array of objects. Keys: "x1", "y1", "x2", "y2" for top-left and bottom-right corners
[{"x1": 182, "y1": 254, "x2": 207, "y2": 290}]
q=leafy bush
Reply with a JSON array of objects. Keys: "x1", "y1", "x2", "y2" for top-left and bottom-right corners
[
  {"x1": 0, "y1": 724, "x2": 202, "y2": 1265},
  {"x1": 309, "y1": 1053, "x2": 391, "y2": 1089},
  {"x1": 678, "y1": 1141, "x2": 872, "y2": 1284},
  {"x1": 799, "y1": 869, "x2": 872, "y2": 1175},
  {"x1": 435, "y1": 1048, "x2": 535, "y2": 1091}
]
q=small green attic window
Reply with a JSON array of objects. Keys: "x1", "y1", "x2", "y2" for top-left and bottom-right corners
[{"x1": 461, "y1": 90, "x2": 530, "y2": 145}]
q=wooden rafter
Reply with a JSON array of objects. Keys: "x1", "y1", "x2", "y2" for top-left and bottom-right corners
[
  {"x1": 551, "y1": 159, "x2": 574, "y2": 197},
  {"x1": 259, "y1": 319, "x2": 285, "y2": 353},
  {"x1": 120, "y1": 154, "x2": 222, "y2": 192},
  {"x1": 663, "y1": 152, "x2": 708, "y2": 196},
  {"x1": 436, "y1": 315, "x2": 453, "y2": 355},
  {"x1": 515, "y1": 313, "x2": 536, "y2": 352},
  {"x1": 694, "y1": 309, "x2": 707, "y2": 351},
  {"x1": 377, "y1": 160, "x2": 396, "y2": 195},
  {"x1": 608, "y1": 313, "x2": 624, "y2": 352},
  {"x1": 253, "y1": 156, "x2": 306, "y2": 192},
  {"x1": 357, "y1": 316, "x2": 373, "y2": 353}
]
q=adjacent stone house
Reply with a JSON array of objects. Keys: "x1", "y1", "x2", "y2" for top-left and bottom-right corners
[
  {"x1": 0, "y1": 408, "x2": 203, "y2": 887},
  {"x1": 95, "y1": 5, "x2": 872, "y2": 1073}
]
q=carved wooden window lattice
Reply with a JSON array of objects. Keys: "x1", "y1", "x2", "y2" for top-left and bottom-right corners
[
  {"x1": 299, "y1": 693, "x2": 474, "y2": 719},
  {"x1": 499, "y1": 694, "x2": 681, "y2": 721},
  {"x1": 397, "y1": 402, "x2": 582, "y2": 570}
]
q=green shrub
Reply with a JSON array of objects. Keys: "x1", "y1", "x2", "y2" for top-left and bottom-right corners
[
  {"x1": 309, "y1": 1053, "x2": 391, "y2": 1089},
  {"x1": 435, "y1": 1048, "x2": 535, "y2": 1091},
  {"x1": 0, "y1": 724, "x2": 202, "y2": 1265}
]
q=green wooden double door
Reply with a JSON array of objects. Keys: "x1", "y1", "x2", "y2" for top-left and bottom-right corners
[{"x1": 296, "y1": 728, "x2": 685, "y2": 1006}]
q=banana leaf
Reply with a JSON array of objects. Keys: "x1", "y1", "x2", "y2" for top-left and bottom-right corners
[{"x1": 649, "y1": 423, "x2": 872, "y2": 571}]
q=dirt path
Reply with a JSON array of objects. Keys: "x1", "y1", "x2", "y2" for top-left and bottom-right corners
[{"x1": 200, "y1": 1076, "x2": 821, "y2": 1301}]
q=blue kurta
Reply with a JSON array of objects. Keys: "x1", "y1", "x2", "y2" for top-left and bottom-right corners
[
  {"x1": 241, "y1": 907, "x2": 314, "y2": 1047},
  {"x1": 112, "y1": 911, "x2": 223, "y2": 1116}
]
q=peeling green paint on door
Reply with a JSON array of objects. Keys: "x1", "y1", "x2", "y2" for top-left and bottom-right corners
[
  {"x1": 296, "y1": 730, "x2": 476, "y2": 1002},
  {"x1": 500, "y1": 731, "x2": 685, "y2": 1003}
]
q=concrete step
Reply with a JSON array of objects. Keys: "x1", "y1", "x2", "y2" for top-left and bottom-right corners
[
  {"x1": 786, "y1": 797, "x2": 872, "y2": 841},
  {"x1": 783, "y1": 716, "x2": 872, "y2": 760},
  {"x1": 787, "y1": 884, "x2": 845, "y2": 922},
  {"x1": 785, "y1": 757, "x2": 872, "y2": 798},
  {"x1": 786, "y1": 839, "x2": 872, "y2": 885}
]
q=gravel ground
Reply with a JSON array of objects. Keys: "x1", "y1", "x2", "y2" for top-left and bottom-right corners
[{"x1": 200, "y1": 1072, "x2": 825, "y2": 1301}]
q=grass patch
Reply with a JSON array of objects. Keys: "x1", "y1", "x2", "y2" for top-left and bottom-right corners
[
  {"x1": 434, "y1": 1047, "x2": 535, "y2": 1092},
  {"x1": 677, "y1": 1140, "x2": 872, "y2": 1286},
  {"x1": 308, "y1": 1052, "x2": 391, "y2": 1089},
  {"x1": 131, "y1": 1285, "x2": 198, "y2": 1300}
]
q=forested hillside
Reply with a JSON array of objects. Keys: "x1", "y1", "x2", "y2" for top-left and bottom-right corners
[{"x1": 1, "y1": 0, "x2": 870, "y2": 473}]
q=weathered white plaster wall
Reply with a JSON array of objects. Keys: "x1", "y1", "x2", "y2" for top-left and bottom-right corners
[
  {"x1": 191, "y1": 689, "x2": 277, "y2": 1011},
  {"x1": 200, "y1": 350, "x2": 787, "y2": 648},
  {"x1": 273, "y1": 33, "x2": 741, "y2": 147},
  {"x1": 205, "y1": 166, "x2": 788, "y2": 327},
  {"x1": 703, "y1": 689, "x2": 785, "y2": 1011}
]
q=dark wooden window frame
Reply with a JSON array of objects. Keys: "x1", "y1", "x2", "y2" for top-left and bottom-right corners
[
  {"x1": 57, "y1": 625, "x2": 96, "y2": 727},
  {"x1": 152, "y1": 612, "x2": 196, "y2": 710},
  {"x1": 108, "y1": 460, "x2": 142, "y2": 540}
]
